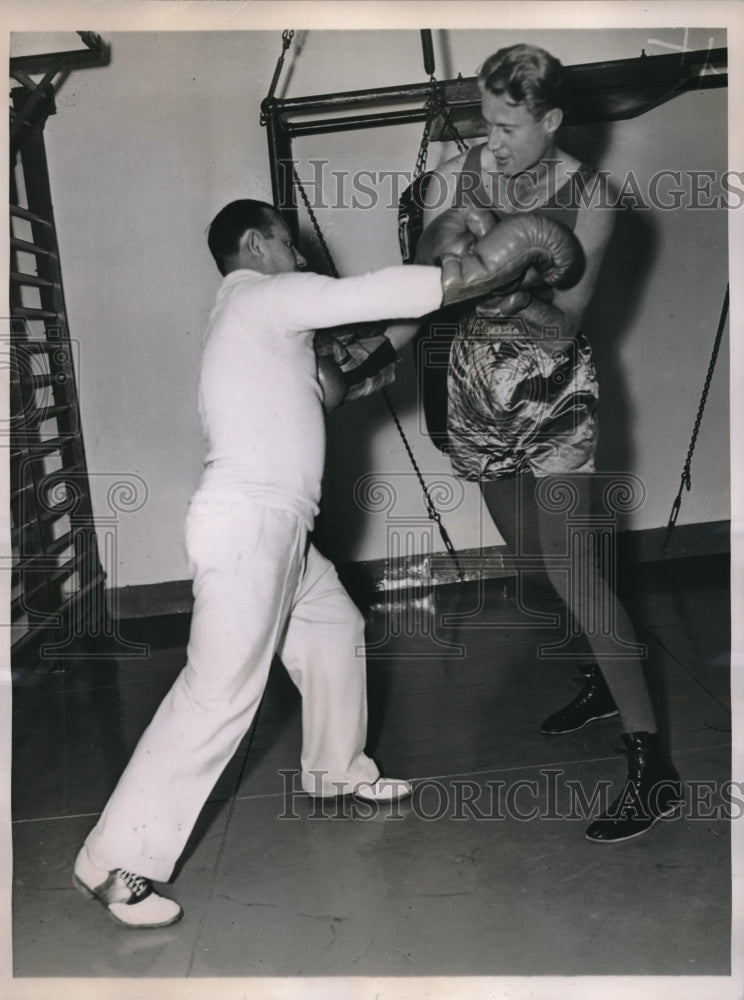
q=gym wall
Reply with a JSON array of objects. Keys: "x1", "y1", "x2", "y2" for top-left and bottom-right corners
[{"x1": 16, "y1": 27, "x2": 729, "y2": 594}]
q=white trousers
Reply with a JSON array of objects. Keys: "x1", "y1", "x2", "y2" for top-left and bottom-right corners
[{"x1": 85, "y1": 497, "x2": 379, "y2": 882}]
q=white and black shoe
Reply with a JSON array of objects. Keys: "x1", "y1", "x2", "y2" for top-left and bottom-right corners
[{"x1": 73, "y1": 845, "x2": 183, "y2": 929}]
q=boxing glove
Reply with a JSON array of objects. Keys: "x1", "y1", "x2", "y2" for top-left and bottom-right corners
[
  {"x1": 475, "y1": 289, "x2": 577, "y2": 351},
  {"x1": 415, "y1": 205, "x2": 498, "y2": 266},
  {"x1": 315, "y1": 322, "x2": 399, "y2": 408},
  {"x1": 419, "y1": 210, "x2": 585, "y2": 308},
  {"x1": 316, "y1": 354, "x2": 348, "y2": 411},
  {"x1": 475, "y1": 289, "x2": 532, "y2": 319}
]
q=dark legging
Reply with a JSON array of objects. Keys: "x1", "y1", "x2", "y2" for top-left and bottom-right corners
[{"x1": 480, "y1": 471, "x2": 656, "y2": 734}]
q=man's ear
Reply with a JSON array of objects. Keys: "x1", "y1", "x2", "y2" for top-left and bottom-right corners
[
  {"x1": 542, "y1": 107, "x2": 563, "y2": 137},
  {"x1": 239, "y1": 228, "x2": 264, "y2": 258}
]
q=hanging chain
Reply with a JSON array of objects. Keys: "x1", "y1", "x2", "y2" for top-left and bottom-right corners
[
  {"x1": 661, "y1": 284, "x2": 729, "y2": 556},
  {"x1": 414, "y1": 77, "x2": 468, "y2": 181},
  {"x1": 414, "y1": 80, "x2": 438, "y2": 178},
  {"x1": 292, "y1": 165, "x2": 339, "y2": 278},
  {"x1": 434, "y1": 76, "x2": 469, "y2": 156},
  {"x1": 291, "y1": 167, "x2": 465, "y2": 582},
  {"x1": 382, "y1": 389, "x2": 465, "y2": 581},
  {"x1": 681, "y1": 284, "x2": 728, "y2": 488}
]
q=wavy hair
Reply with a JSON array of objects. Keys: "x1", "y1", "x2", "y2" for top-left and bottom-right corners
[{"x1": 478, "y1": 44, "x2": 565, "y2": 119}]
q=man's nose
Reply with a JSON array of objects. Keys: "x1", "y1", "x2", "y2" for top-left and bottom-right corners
[
  {"x1": 294, "y1": 248, "x2": 307, "y2": 269},
  {"x1": 487, "y1": 129, "x2": 504, "y2": 152}
]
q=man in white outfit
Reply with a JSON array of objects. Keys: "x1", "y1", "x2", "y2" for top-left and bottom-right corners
[
  {"x1": 73, "y1": 196, "x2": 577, "y2": 928},
  {"x1": 72, "y1": 200, "x2": 451, "y2": 929}
]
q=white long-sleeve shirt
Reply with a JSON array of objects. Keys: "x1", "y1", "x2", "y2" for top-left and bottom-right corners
[{"x1": 196, "y1": 265, "x2": 443, "y2": 527}]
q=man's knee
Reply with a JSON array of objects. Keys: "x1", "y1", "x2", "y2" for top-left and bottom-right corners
[
  {"x1": 316, "y1": 590, "x2": 366, "y2": 638},
  {"x1": 343, "y1": 601, "x2": 366, "y2": 639}
]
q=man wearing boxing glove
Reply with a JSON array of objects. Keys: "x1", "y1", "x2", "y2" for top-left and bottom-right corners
[
  {"x1": 72, "y1": 198, "x2": 524, "y2": 929},
  {"x1": 415, "y1": 43, "x2": 680, "y2": 844}
]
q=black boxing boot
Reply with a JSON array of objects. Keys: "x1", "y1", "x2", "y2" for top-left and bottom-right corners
[
  {"x1": 540, "y1": 664, "x2": 618, "y2": 734},
  {"x1": 585, "y1": 731, "x2": 682, "y2": 844}
]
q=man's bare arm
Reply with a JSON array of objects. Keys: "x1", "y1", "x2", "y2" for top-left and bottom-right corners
[{"x1": 551, "y1": 175, "x2": 615, "y2": 335}]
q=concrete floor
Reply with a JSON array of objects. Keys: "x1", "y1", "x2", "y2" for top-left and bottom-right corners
[{"x1": 9, "y1": 554, "x2": 737, "y2": 996}]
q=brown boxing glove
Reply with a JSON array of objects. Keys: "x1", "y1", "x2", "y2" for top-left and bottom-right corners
[
  {"x1": 414, "y1": 205, "x2": 497, "y2": 266},
  {"x1": 439, "y1": 213, "x2": 585, "y2": 307},
  {"x1": 316, "y1": 354, "x2": 348, "y2": 412},
  {"x1": 477, "y1": 292, "x2": 576, "y2": 352},
  {"x1": 475, "y1": 289, "x2": 533, "y2": 319}
]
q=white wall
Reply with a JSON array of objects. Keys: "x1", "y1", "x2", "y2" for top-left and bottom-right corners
[{"x1": 13, "y1": 27, "x2": 730, "y2": 587}]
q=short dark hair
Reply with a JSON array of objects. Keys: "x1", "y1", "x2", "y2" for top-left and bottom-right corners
[
  {"x1": 478, "y1": 44, "x2": 565, "y2": 119},
  {"x1": 207, "y1": 199, "x2": 278, "y2": 275}
]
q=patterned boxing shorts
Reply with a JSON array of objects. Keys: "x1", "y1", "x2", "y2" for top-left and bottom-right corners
[{"x1": 447, "y1": 315, "x2": 599, "y2": 481}]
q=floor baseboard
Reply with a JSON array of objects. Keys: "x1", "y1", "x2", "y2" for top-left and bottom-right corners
[{"x1": 108, "y1": 518, "x2": 730, "y2": 620}]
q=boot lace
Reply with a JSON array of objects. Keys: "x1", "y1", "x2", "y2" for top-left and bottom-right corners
[{"x1": 115, "y1": 869, "x2": 153, "y2": 901}]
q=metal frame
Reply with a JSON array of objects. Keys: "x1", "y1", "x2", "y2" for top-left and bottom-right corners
[
  {"x1": 261, "y1": 45, "x2": 727, "y2": 233},
  {"x1": 260, "y1": 37, "x2": 729, "y2": 564},
  {"x1": 10, "y1": 33, "x2": 110, "y2": 154}
]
